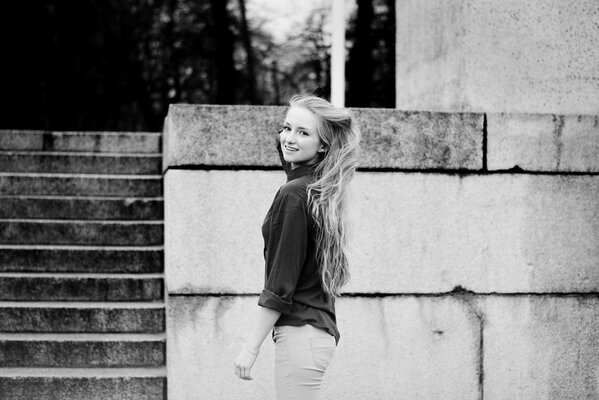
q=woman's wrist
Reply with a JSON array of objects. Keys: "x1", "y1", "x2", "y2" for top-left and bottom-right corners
[{"x1": 245, "y1": 344, "x2": 259, "y2": 356}]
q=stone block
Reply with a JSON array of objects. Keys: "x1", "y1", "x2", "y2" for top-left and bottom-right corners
[
  {"x1": 164, "y1": 105, "x2": 285, "y2": 168},
  {"x1": 0, "y1": 221, "x2": 163, "y2": 246},
  {"x1": 0, "y1": 130, "x2": 161, "y2": 154},
  {"x1": 396, "y1": 0, "x2": 599, "y2": 114},
  {"x1": 0, "y1": 247, "x2": 163, "y2": 273},
  {"x1": 165, "y1": 170, "x2": 280, "y2": 294},
  {"x1": 487, "y1": 113, "x2": 599, "y2": 172},
  {"x1": 351, "y1": 108, "x2": 482, "y2": 169},
  {"x1": 165, "y1": 170, "x2": 599, "y2": 295},
  {"x1": 0, "y1": 174, "x2": 162, "y2": 197},
  {"x1": 164, "y1": 105, "x2": 483, "y2": 170},
  {"x1": 0, "y1": 306, "x2": 165, "y2": 333},
  {"x1": 0, "y1": 197, "x2": 163, "y2": 220},
  {"x1": 0, "y1": 277, "x2": 164, "y2": 302},
  {"x1": 0, "y1": 152, "x2": 162, "y2": 175},
  {"x1": 483, "y1": 296, "x2": 599, "y2": 399},
  {"x1": 0, "y1": 377, "x2": 166, "y2": 400},
  {"x1": 167, "y1": 295, "x2": 480, "y2": 400},
  {"x1": 0, "y1": 339, "x2": 165, "y2": 367}
]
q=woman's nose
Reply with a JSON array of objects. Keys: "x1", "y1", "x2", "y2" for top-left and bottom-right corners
[{"x1": 285, "y1": 131, "x2": 297, "y2": 143}]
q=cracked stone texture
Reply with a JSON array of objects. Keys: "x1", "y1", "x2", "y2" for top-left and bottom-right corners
[
  {"x1": 167, "y1": 295, "x2": 480, "y2": 400},
  {"x1": 487, "y1": 113, "x2": 599, "y2": 172},
  {"x1": 163, "y1": 105, "x2": 483, "y2": 170},
  {"x1": 0, "y1": 377, "x2": 165, "y2": 400},
  {"x1": 396, "y1": 0, "x2": 599, "y2": 114},
  {"x1": 484, "y1": 296, "x2": 599, "y2": 400},
  {"x1": 0, "y1": 340, "x2": 165, "y2": 367},
  {"x1": 165, "y1": 170, "x2": 599, "y2": 295},
  {"x1": 0, "y1": 130, "x2": 161, "y2": 153}
]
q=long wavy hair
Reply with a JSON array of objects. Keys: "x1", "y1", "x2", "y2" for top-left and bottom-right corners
[{"x1": 288, "y1": 94, "x2": 361, "y2": 296}]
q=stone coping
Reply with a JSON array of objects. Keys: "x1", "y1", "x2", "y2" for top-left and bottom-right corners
[
  {"x1": 163, "y1": 105, "x2": 599, "y2": 172},
  {"x1": 163, "y1": 104, "x2": 484, "y2": 170}
]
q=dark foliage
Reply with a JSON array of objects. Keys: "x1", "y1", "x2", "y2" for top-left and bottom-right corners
[{"x1": 0, "y1": 0, "x2": 395, "y2": 131}]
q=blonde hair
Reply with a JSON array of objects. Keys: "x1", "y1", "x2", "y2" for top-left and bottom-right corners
[{"x1": 288, "y1": 93, "x2": 361, "y2": 296}]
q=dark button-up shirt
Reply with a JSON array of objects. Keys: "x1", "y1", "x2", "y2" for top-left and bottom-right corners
[{"x1": 258, "y1": 164, "x2": 340, "y2": 344}]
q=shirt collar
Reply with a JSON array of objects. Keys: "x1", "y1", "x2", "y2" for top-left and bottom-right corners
[{"x1": 286, "y1": 164, "x2": 316, "y2": 182}]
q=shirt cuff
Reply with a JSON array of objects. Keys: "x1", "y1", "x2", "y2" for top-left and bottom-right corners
[{"x1": 258, "y1": 289, "x2": 293, "y2": 314}]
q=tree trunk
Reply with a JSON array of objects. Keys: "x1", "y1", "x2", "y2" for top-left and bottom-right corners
[
  {"x1": 346, "y1": 0, "x2": 374, "y2": 107},
  {"x1": 383, "y1": 0, "x2": 396, "y2": 107},
  {"x1": 209, "y1": 0, "x2": 236, "y2": 104},
  {"x1": 237, "y1": 0, "x2": 258, "y2": 103}
]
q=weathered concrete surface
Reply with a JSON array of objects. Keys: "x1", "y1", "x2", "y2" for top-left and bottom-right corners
[
  {"x1": 0, "y1": 306, "x2": 165, "y2": 333},
  {"x1": 165, "y1": 170, "x2": 599, "y2": 294},
  {"x1": 0, "y1": 376, "x2": 166, "y2": 400},
  {"x1": 396, "y1": 0, "x2": 599, "y2": 114},
  {"x1": 0, "y1": 197, "x2": 163, "y2": 220},
  {"x1": 0, "y1": 174, "x2": 162, "y2": 197},
  {"x1": 0, "y1": 221, "x2": 163, "y2": 246},
  {"x1": 0, "y1": 247, "x2": 163, "y2": 273},
  {"x1": 488, "y1": 113, "x2": 599, "y2": 172},
  {"x1": 0, "y1": 339, "x2": 165, "y2": 367},
  {"x1": 0, "y1": 277, "x2": 163, "y2": 302},
  {"x1": 352, "y1": 108, "x2": 483, "y2": 169},
  {"x1": 0, "y1": 130, "x2": 161, "y2": 153},
  {"x1": 0, "y1": 152, "x2": 162, "y2": 175},
  {"x1": 484, "y1": 296, "x2": 599, "y2": 400},
  {"x1": 167, "y1": 295, "x2": 480, "y2": 400},
  {"x1": 164, "y1": 105, "x2": 484, "y2": 170}
]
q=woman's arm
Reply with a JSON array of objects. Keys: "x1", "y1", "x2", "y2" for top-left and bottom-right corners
[{"x1": 234, "y1": 305, "x2": 281, "y2": 380}]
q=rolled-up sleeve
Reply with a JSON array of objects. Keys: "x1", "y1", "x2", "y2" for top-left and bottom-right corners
[{"x1": 258, "y1": 190, "x2": 307, "y2": 314}]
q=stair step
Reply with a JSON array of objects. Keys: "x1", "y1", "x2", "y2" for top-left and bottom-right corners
[
  {"x1": 0, "y1": 333, "x2": 165, "y2": 368},
  {"x1": 0, "y1": 152, "x2": 162, "y2": 175},
  {"x1": 0, "y1": 196, "x2": 163, "y2": 220},
  {"x1": 0, "y1": 245, "x2": 163, "y2": 273},
  {"x1": 0, "y1": 220, "x2": 163, "y2": 246},
  {"x1": 0, "y1": 275, "x2": 163, "y2": 301},
  {"x1": 0, "y1": 130, "x2": 161, "y2": 154},
  {"x1": 0, "y1": 303, "x2": 164, "y2": 333},
  {"x1": 0, "y1": 371, "x2": 165, "y2": 400},
  {"x1": 0, "y1": 173, "x2": 163, "y2": 197}
]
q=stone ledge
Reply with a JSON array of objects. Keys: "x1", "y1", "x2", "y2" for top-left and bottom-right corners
[
  {"x1": 488, "y1": 113, "x2": 599, "y2": 172},
  {"x1": 163, "y1": 104, "x2": 483, "y2": 170},
  {"x1": 0, "y1": 130, "x2": 161, "y2": 154},
  {"x1": 0, "y1": 376, "x2": 165, "y2": 400},
  {"x1": 0, "y1": 307, "x2": 165, "y2": 333}
]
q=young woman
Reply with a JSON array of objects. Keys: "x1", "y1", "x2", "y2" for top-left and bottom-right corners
[{"x1": 234, "y1": 93, "x2": 360, "y2": 399}]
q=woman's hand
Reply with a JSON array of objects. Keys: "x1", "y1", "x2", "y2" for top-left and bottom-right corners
[{"x1": 234, "y1": 346, "x2": 258, "y2": 380}]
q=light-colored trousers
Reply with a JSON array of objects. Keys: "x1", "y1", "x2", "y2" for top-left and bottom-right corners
[{"x1": 273, "y1": 324, "x2": 337, "y2": 400}]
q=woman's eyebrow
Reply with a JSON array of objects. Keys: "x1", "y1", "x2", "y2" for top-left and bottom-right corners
[{"x1": 284, "y1": 122, "x2": 312, "y2": 131}]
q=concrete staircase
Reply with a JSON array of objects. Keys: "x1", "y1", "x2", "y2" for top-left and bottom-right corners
[{"x1": 0, "y1": 131, "x2": 166, "y2": 399}]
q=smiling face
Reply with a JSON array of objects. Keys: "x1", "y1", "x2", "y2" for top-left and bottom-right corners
[{"x1": 280, "y1": 106, "x2": 325, "y2": 170}]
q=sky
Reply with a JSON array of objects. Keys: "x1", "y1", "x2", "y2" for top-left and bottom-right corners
[{"x1": 245, "y1": 0, "x2": 354, "y2": 44}]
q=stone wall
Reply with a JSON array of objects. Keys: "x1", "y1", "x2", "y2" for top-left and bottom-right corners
[
  {"x1": 164, "y1": 104, "x2": 599, "y2": 399},
  {"x1": 396, "y1": 0, "x2": 599, "y2": 114}
]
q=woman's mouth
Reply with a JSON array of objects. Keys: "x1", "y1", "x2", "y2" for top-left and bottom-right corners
[{"x1": 284, "y1": 145, "x2": 298, "y2": 152}]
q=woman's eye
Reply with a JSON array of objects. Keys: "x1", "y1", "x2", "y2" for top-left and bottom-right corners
[{"x1": 281, "y1": 126, "x2": 291, "y2": 132}]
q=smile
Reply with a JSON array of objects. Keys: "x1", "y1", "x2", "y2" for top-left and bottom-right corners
[{"x1": 284, "y1": 145, "x2": 298, "y2": 152}]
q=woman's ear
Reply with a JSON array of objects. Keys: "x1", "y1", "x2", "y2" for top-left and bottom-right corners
[{"x1": 318, "y1": 145, "x2": 326, "y2": 153}]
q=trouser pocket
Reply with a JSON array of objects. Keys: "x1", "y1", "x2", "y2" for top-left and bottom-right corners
[{"x1": 310, "y1": 336, "x2": 336, "y2": 371}]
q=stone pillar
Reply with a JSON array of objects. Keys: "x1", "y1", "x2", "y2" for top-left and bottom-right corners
[
  {"x1": 396, "y1": 0, "x2": 599, "y2": 114},
  {"x1": 393, "y1": 1, "x2": 599, "y2": 398}
]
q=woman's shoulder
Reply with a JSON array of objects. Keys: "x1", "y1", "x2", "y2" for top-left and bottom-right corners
[
  {"x1": 279, "y1": 175, "x2": 311, "y2": 197},
  {"x1": 273, "y1": 177, "x2": 311, "y2": 211}
]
